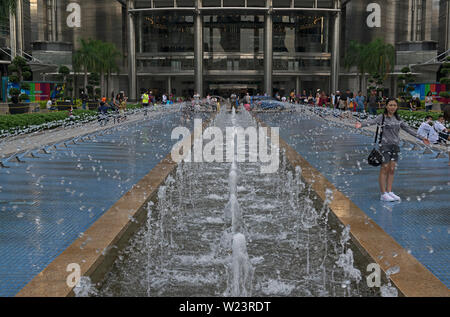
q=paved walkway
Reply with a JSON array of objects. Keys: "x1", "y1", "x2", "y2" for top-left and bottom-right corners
[
  {"x1": 0, "y1": 109, "x2": 177, "y2": 158},
  {"x1": 257, "y1": 109, "x2": 450, "y2": 287}
]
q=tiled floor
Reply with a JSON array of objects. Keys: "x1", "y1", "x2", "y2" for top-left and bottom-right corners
[
  {"x1": 257, "y1": 112, "x2": 450, "y2": 288},
  {"x1": 0, "y1": 112, "x2": 208, "y2": 297}
]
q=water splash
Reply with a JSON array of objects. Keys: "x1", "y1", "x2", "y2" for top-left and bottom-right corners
[{"x1": 228, "y1": 233, "x2": 254, "y2": 297}]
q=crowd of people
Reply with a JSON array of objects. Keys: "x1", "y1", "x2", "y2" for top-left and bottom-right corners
[{"x1": 271, "y1": 88, "x2": 442, "y2": 114}]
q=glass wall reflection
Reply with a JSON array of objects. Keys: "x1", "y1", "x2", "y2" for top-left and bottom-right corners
[
  {"x1": 203, "y1": 15, "x2": 265, "y2": 71},
  {"x1": 137, "y1": 12, "x2": 330, "y2": 73},
  {"x1": 141, "y1": 14, "x2": 194, "y2": 53}
]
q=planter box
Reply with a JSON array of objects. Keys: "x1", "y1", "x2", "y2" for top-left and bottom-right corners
[
  {"x1": 56, "y1": 101, "x2": 73, "y2": 111},
  {"x1": 88, "y1": 102, "x2": 99, "y2": 110},
  {"x1": 9, "y1": 103, "x2": 30, "y2": 115}
]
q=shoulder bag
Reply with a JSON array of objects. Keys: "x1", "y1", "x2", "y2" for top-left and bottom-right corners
[{"x1": 367, "y1": 115, "x2": 385, "y2": 167}]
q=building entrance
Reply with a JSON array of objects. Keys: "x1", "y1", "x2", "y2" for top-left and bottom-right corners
[{"x1": 207, "y1": 80, "x2": 262, "y2": 98}]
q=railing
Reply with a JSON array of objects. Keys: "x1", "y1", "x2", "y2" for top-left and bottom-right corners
[{"x1": 421, "y1": 48, "x2": 450, "y2": 65}]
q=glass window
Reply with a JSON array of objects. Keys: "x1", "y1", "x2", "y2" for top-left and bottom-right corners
[
  {"x1": 273, "y1": 14, "x2": 328, "y2": 53},
  {"x1": 274, "y1": 0, "x2": 292, "y2": 8},
  {"x1": 176, "y1": 0, "x2": 195, "y2": 7},
  {"x1": 203, "y1": 15, "x2": 264, "y2": 53},
  {"x1": 203, "y1": 0, "x2": 221, "y2": 7},
  {"x1": 247, "y1": 0, "x2": 266, "y2": 6},
  {"x1": 223, "y1": 0, "x2": 245, "y2": 7},
  {"x1": 142, "y1": 14, "x2": 195, "y2": 53},
  {"x1": 317, "y1": 0, "x2": 333, "y2": 8},
  {"x1": 294, "y1": 0, "x2": 314, "y2": 7},
  {"x1": 154, "y1": 0, "x2": 174, "y2": 8}
]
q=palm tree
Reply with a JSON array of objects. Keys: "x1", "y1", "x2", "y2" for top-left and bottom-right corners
[
  {"x1": 74, "y1": 38, "x2": 97, "y2": 95},
  {"x1": 102, "y1": 42, "x2": 121, "y2": 98},
  {"x1": 344, "y1": 40, "x2": 370, "y2": 92},
  {"x1": 366, "y1": 38, "x2": 395, "y2": 82},
  {"x1": 0, "y1": 0, "x2": 17, "y2": 17}
]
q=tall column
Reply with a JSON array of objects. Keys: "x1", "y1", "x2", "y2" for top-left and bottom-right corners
[
  {"x1": 127, "y1": 0, "x2": 137, "y2": 101},
  {"x1": 331, "y1": 0, "x2": 341, "y2": 94},
  {"x1": 9, "y1": 11, "x2": 17, "y2": 60},
  {"x1": 446, "y1": 0, "x2": 450, "y2": 52},
  {"x1": 138, "y1": 12, "x2": 143, "y2": 53},
  {"x1": 168, "y1": 76, "x2": 172, "y2": 95},
  {"x1": 16, "y1": 0, "x2": 24, "y2": 55},
  {"x1": 51, "y1": 0, "x2": 57, "y2": 41},
  {"x1": 194, "y1": 0, "x2": 203, "y2": 97},
  {"x1": 57, "y1": 0, "x2": 64, "y2": 42},
  {"x1": 411, "y1": 0, "x2": 417, "y2": 41},
  {"x1": 264, "y1": 0, "x2": 273, "y2": 96},
  {"x1": 296, "y1": 76, "x2": 301, "y2": 95}
]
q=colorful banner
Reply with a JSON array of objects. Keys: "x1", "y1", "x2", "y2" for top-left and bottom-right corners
[
  {"x1": 406, "y1": 83, "x2": 447, "y2": 100},
  {"x1": 6, "y1": 82, "x2": 60, "y2": 102}
]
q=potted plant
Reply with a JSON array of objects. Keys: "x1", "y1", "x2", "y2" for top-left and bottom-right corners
[{"x1": 8, "y1": 87, "x2": 29, "y2": 114}]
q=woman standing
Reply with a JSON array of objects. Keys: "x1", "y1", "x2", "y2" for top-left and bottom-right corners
[
  {"x1": 355, "y1": 98, "x2": 430, "y2": 202},
  {"x1": 425, "y1": 91, "x2": 433, "y2": 112}
]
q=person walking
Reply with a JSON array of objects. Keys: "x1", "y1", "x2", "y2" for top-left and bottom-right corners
[
  {"x1": 355, "y1": 98, "x2": 430, "y2": 202},
  {"x1": 367, "y1": 90, "x2": 380, "y2": 116},
  {"x1": 142, "y1": 90, "x2": 149, "y2": 116},
  {"x1": 355, "y1": 91, "x2": 366, "y2": 113},
  {"x1": 425, "y1": 91, "x2": 433, "y2": 112},
  {"x1": 81, "y1": 90, "x2": 88, "y2": 110},
  {"x1": 98, "y1": 97, "x2": 110, "y2": 126}
]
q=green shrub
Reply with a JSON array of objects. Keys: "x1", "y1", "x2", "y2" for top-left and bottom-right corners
[
  {"x1": 0, "y1": 110, "x2": 97, "y2": 135},
  {"x1": 8, "y1": 88, "x2": 20, "y2": 96},
  {"x1": 126, "y1": 104, "x2": 142, "y2": 110},
  {"x1": 19, "y1": 94, "x2": 29, "y2": 102},
  {"x1": 439, "y1": 91, "x2": 450, "y2": 98},
  {"x1": 376, "y1": 109, "x2": 442, "y2": 127}
]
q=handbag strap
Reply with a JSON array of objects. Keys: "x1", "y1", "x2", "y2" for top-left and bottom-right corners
[{"x1": 374, "y1": 114, "x2": 385, "y2": 145}]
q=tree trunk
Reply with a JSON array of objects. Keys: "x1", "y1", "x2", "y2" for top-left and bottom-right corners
[
  {"x1": 72, "y1": 72, "x2": 76, "y2": 100},
  {"x1": 107, "y1": 72, "x2": 111, "y2": 100},
  {"x1": 362, "y1": 73, "x2": 367, "y2": 96},
  {"x1": 100, "y1": 72, "x2": 105, "y2": 98},
  {"x1": 359, "y1": 74, "x2": 362, "y2": 92},
  {"x1": 84, "y1": 67, "x2": 88, "y2": 94}
]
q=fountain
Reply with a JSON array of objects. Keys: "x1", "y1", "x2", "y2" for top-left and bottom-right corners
[{"x1": 93, "y1": 104, "x2": 382, "y2": 297}]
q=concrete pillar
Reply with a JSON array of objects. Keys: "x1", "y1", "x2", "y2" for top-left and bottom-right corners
[
  {"x1": 168, "y1": 76, "x2": 172, "y2": 95},
  {"x1": 412, "y1": 0, "x2": 417, "y2": 41},
  {"x1": 9, "y1": 12, "x2": 17, "y2": 60},
  {"x1": 446, "y1": 0, "x2": 450, "y2": 52},
  {"x1": 264, "y1": 0, "x2": 273, "y2": 96},
  {"x1": 127, "y1": 0, "x2": 137, "y2": 101},
  {"x1": 16, "y1": 0, "x2": 24, "y2": 55},
  {"x1": 138, "y1": 12, "x2": 143, "y2": 53},
  {"x1": 57, "y1": 0, "x2": 63, "y2": 42},
  {"x1": 51, "y1": 0, "x2": 57, "y2": 42},
  {"x1": 331, "y1": 0, "x2": 341, "y2": 94},
  {"x1": 194, "y1": 0, "x2": 203, "y2": 97},
  {"x1": 296, "y1": 76, "x2": 301, "y2": 95}
]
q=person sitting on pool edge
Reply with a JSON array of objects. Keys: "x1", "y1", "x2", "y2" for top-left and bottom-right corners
[
  {"x1": 355, "y1": 98, "x2": 430, "y2": 202},
  {"x1": 417, "y1": 115, "x2": 440, "y2": 144}
]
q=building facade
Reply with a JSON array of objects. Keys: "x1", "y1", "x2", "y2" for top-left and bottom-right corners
[{"x1": 1, "y1": 0, "x2": 450, "y2": 101}]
